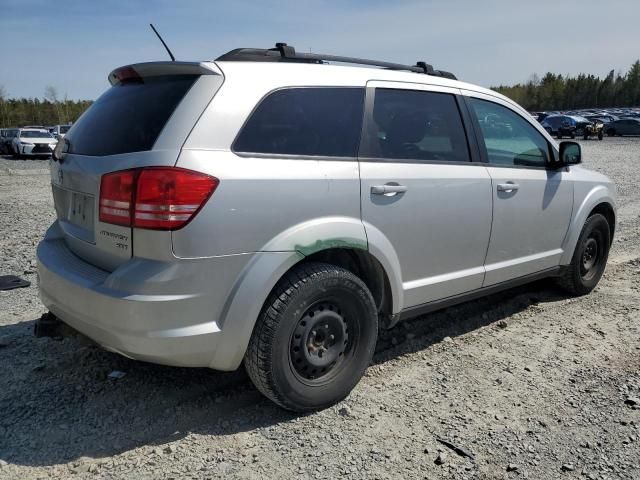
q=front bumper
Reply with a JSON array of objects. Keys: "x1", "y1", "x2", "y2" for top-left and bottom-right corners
[
  {"x1": 36, "y1": 226, "x2": 253, "y2": 369},
  {"x1": 19, "y1": 143, "x2": 54, "y2": 156}
]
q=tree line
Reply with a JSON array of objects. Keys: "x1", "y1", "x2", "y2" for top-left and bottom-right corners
[
  {"x1": 493, "y1": 60, "x2": 640, "y2": 112},
  {"x1": 0, "y1": 86, "x2": 92, "y2": 128},
  {"x1": 2, "y1": 61, "x2": 640, "y2": 127}
]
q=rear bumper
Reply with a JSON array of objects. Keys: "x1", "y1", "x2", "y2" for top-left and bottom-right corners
[{"x1": 36, "y1": 224, "x2": 254, "y2": 369}]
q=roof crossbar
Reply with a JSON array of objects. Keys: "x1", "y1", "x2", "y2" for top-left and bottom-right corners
[{"x1": 215, "y1": 43, "x2": 457, "y2": 80}]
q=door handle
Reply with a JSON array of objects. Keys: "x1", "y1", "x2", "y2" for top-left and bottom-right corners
[
  {"x1": 371, "y1": 184, "x2": 408, "y2": 196},
  {"x1": 497, "y1": 182, "x2": 520, "y2": 192}
]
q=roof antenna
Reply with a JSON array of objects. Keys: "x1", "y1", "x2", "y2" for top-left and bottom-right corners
[{"x1": 149, "y1": 23, "x2": 175, "y2": 61}]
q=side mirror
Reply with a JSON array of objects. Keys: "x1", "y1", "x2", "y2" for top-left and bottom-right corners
[{"x1": 559, "y1": 141, "x2": 581, "y2": 166}]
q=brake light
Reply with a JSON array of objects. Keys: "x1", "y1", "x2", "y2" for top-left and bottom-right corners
[
  {"x1": 99, "y1": 168, "x2": 218, "y2": 230},
  {"x1": 99, "y1": 170, "x2": 136, "y2": 226}
]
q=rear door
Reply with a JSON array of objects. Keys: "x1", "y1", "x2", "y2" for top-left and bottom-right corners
[
  {"x1": 50, "y1": 62, "x2": 223, "y2": 271},
  {"x1": 359, "y1": 82, "x2": 492, "y2": 307},
  {"x1": 464, "y1": 93, "x2": 573, "y2": 286}
]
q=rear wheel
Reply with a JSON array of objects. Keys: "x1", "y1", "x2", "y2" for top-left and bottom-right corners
[
  {"x1": 245, "y1": 262, "x2": 378, "y2": 412},
  {"x1": 556, "y1": 214, "x2": 610, "y2": 296}
]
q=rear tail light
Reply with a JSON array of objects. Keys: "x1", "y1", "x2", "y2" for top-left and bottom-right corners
[
  {"x1": 99, "y1": 170, "x2": 136, "y2": 226},
  {"x1": 99, "y1": 167, "x2": 218, "y2": 230}
]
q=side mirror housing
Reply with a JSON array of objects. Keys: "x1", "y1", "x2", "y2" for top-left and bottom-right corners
[{"x1": 559, "y1": 141, "x2": 581, "y2": 166}]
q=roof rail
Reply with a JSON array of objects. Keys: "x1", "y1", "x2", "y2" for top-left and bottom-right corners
[{"x1": 215, "y1": 43, "x2": 457, "y2": 80}]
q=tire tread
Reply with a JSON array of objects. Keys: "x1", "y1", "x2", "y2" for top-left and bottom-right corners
[{"x1": 245, "y1": 262, "x2": 374, "y2": 411}]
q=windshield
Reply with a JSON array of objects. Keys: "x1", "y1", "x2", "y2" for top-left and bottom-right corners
[
  {"x1": 60, "y1": 125, "x2": 71, "y2": 133},
  {"x1": 21, "y1": 130, "x2": 53, "y2": 138},
  {"x1": 571, "y1": 116, "x2": 590, "y2": 123}
]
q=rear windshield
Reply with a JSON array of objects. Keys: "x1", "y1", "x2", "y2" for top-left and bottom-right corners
[{"x1": 65, "y1": 74, "x2": 198, "y2": 156}]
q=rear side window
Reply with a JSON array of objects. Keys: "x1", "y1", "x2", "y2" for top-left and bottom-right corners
[
  {"x1": 65, "y1": 74, "x2": 198, "y2": 156},
  {"x1": 233, "y1": 87, "x2": 364, "y2": 157},
  {"x1": 363, "y1": 88, "x2": 470, "y2": 163}
]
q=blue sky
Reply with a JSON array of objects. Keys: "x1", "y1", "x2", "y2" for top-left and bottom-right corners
[{"x1": 1, "y1": 0, "x2": 639, "y2": 100}]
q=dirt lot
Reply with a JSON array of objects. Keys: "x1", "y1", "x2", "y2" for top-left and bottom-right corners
[{"x1": 0, "y1": 139, "x2": 639, "y2": 479}]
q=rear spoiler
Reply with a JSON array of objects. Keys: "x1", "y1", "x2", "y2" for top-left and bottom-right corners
[{"x1": 108, "y1": 61, "x2": 221, "y2": 86}]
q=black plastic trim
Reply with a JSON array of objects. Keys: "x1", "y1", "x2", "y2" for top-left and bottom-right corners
[
  {"x1": 232, "y1": 151, "x2": 357, "y2": 162},
  {"x1": 398, "y1": 266, "x2": 562, "y2": 321}
]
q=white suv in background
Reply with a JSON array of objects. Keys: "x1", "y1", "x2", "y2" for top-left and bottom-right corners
[{"x1": 12, "y1": 129, "x2": 58, "y2": 158}]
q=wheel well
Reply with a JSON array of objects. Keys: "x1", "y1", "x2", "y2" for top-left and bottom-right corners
[
  {"x1": 589, "y1": 202, "x2": 615, "y2": 242},
  {"x1": 301, "y1": 248, "x2": 393, "y2": 324}
]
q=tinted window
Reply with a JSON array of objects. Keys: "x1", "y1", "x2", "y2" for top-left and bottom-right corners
[
  {"x1": 65, "y1": 74, "x2": 197, "y2": 156},
  {"x1": 363, "y1": 89, "x2": 470, "y2": 163},
  {"x1": 469, "y1": 98, "x2": 549, "y2": 168},
  {"x1": 234, "y1": 87, "x2": 364, "y2": 157}
]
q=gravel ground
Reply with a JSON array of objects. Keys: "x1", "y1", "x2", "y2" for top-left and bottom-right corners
[{"x1": 0, "y1": 139, "x2": 639, "y2": 479}]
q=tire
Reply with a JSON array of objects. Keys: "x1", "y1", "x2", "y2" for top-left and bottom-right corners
[
  {"x1": 598, "y1": 131, "x2": 603, "y2": 141},
  {"x1": 556, "y1": 213, "x2": 610, "y2": 296},
  {"x1": 583, "y1": 133, "x2": 589, "y2": 140},
  {"x1": 245, "y1": 262, "x2": 378, "y2": 412},
  {"x1": 607, "y1": 129, "x2": 615, "y2": 137},
  {"x1": 570, "y1": 132, "x2": 576, "y2": 139},
  {"x1": 556, "y1": 132, "x2": 563, "y2": 139}
]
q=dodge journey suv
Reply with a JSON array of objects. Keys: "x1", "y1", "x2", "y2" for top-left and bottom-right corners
[{"x1": 37, "y1": 44, "x2": 616, "y2": 411}]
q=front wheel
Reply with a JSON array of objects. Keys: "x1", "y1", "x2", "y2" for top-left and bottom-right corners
[
  {"x1": 556, "y1": 214, "x2": 610, "y2": 296},
  {"x1": 245, "y1": 262, "x2": 378, "y2": 412}
]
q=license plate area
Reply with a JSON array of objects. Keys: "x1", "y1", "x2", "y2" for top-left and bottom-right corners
[{"x1": 52, "y1": 185, "x2": 95, "y2": 242}]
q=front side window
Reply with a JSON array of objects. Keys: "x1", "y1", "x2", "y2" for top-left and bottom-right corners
[
  {"x1": 364, "y1": 88, "x2": 470, "y2": 163},
  {"x1": 233, "y1": 87, "x2": 364, "y2": 157},
  {"x1": 468, "y1": 98, "x2": 549, "y2": 167}
]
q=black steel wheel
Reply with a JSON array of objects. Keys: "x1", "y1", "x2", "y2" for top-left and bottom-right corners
[
  {"x1": 289, "y1": 301, "x2": 351, "y2": 383},
  {"x1": 556, "y1": 213, "x2": 610, "y2": 296},
  {"x1": 245, "y1": 262, "x2": 378, "y2": 412}
]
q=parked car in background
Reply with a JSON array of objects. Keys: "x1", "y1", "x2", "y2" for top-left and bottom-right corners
[
  {"x1": 0, "y1": 128, "x2": 19, "y2": 154},
  {"x1": 541, "y1": 114, "x2": 602, "y2": 139},
  {"x1": 36, "y1": 45, "x2": 616, "y2": 411},
  {"x1": 11, "y1": 129, "x2": 57, "y2": 158},
  {"x1": 584, "y1": 114, "x2": 618, "y2": 124},
  {"x1": 606, "y1": 118, "x2": 640, "y2": 136},
  {"x1": 49, "y1": 124, "x2": 71, "y2": 140}
]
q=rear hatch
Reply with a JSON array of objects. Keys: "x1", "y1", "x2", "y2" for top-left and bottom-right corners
[{"x1": 50, "y1": 61, "x2": 223, "y2": 271}]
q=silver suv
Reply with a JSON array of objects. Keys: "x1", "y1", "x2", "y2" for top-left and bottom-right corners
[{"x1": 36, "y1": 44, "x2": 616, "y2": 411}]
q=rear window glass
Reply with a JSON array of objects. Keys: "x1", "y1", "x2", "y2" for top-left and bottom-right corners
[
  {"x1": 363, "y1": 88, "x2": 470, "y2": 163},
  {"x1": 233, "y1": 87, "x2": 364, "y2": 157},
  {"x1": 65, "y1": 74, "x2": 197, "y2": 156}
]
